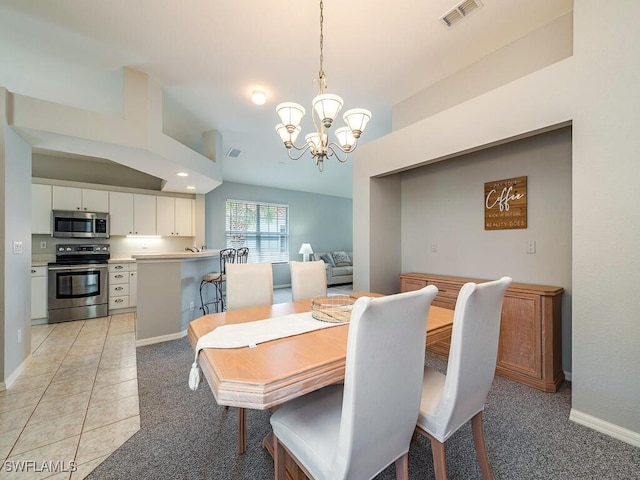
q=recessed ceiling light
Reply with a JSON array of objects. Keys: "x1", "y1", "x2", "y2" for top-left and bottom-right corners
[
  {"x1": 186, "y1": 186, "x2": 196, "y2": 190},
  {"x1": 177, "y1": 172, "x2": 188, "y2": 177},
  {"x1": 251, "y1": 90, "x2": 266, "y2": 106}
]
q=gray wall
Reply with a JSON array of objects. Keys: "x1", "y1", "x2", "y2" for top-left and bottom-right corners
[
  {"x1": 204, "y1": 181, "x2": 352, "y2": 286},
  {"x1": 401, "y1": 127, "x2": 572, "y2": 372}
]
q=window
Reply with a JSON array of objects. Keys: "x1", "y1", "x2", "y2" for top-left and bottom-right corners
[{"x1": 225, "y1": 199, "x2": 289, "y2": 263}]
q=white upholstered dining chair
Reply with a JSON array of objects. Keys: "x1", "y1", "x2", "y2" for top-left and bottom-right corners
[
  {"x1": 223, "y1": 261, "x2": 274, "y2": 453},
  {"x1": 270, "y1": 285, "x2": 439, "y2": 480},
  {"x1": 414, "y1": 276, "x2": 512, "y2": 480},
  {"x1": 225, "y1": 262, "x2": 274, "y2": 311},
  {"x1": 289, "y1": 260, "x2": 327, "y2": 302}
]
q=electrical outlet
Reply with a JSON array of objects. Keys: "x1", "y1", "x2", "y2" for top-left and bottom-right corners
[
  {"x1": 40, "y1": 241, "x2": 47, "y2": 249},
  {"x1": 142, "y1": 241, "x2": 148, "y2": 249},
  {"x1": 430, "y1": 243, "x2": 437, "y2": 252},
  {"x1": 189, "y1": 301, "x2": 195, "y2": 311},
  {"x1": 12, "y1": 241, "x2": 23, "y2": 254}
]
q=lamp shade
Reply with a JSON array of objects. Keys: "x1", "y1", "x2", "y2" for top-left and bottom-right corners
[
  {"x1": 334, "y1": 127, "x2": 355, "y2": 151},
  {"x1": 343, "y1": 108, "x2": 372, "y2": 138},
  {"x1": 312, "y1": 93, "x2": 344, "y2": 128},
  {"x1": 276, "y1": 102, "x2": 306, "y2": 130},
  {"x1": 276, "y1": 123, "x2": 301, "y2": 145},
  {"x1": 305, "y1": 133, "x2": 327, "y2": 154},
  {"x1": 299, "y1": 243, "x2": 313, "y2": 254}
]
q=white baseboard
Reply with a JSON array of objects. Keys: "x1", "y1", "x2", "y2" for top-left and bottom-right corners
[
  {"x1": 136, "y1": 329, "x2": 187, "y2": 347},
  {"x1": 564, "y1": 370, "x2": 572, "y2": 381},
  {"x1": 569, "y1": 408, "x2": 640, "y2": 447},
  {"x1": 273, "y1": 283, "x2": 291, "y2": 290},
  {"x1": 3, "y1": 354, "x2": 33, "y2": 390}
]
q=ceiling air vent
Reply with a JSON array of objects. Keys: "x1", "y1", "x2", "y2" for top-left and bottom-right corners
[
  {"x1": 226, "y1": 148, "x2": 243, "y2": 159},
  {"x1": 440, "y1": 0, "x2": 483, "y2": 28}
]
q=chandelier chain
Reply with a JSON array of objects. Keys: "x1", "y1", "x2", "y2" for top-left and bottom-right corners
[
  {"x1": 319, "y1": 0, "x2": 325, "y2": 91},
  {"x1": 274, "y1": 0, "x2": 371, "y2": 170}
]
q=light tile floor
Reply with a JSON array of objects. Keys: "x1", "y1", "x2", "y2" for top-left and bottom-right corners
[{"x1": 0, "y1": 313, "x2": 139, "y2": 480}]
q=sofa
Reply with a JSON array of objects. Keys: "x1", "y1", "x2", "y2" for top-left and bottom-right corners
[{"x1": 313, "y1": 251, "x2": 353, "y2": 286}]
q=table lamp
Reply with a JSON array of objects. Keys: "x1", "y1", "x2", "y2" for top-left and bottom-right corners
[{"x1": 299, "y1": 243, "x2": 313, "y2": 262}]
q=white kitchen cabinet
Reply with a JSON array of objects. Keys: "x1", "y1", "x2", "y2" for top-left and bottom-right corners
[
  {"x1": 53, "y1": 186, "x2": 109, "y2": 212},
  {"x1": 156, "y1": 196, "x2": 193, "y2": 237},
  {"x1": 108, "y1": 262, "x2": 136, "y2": 311},
  {"x1": 109, "y1": 192, "x2": 156, "y2": 236},
  {"x1": 31, "y1": 266, "x2": 48, "y2": 320},
  {"x1": 129, "y1": 267, "x2": 138, "y2": 307},
  {"x1": 175, "y1": 197, "x2": 194, "y2": 236},
  {"x1": 109, "y1": 191, "x2": 134, "y2": 235},
  {"x1": 32, "y1": 184, "x2": 52, "y2": 235},
  {"x1": 133, "y1": 194, "x2": 156, "y2": 236}
]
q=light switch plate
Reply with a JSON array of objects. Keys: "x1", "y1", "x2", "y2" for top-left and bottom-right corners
[
  {"x1": 526, "y1": 240, "x2": 536, "y2": 254},
  {"x1": 12, "y1": 241, "x2": 23, "y2": 254}
]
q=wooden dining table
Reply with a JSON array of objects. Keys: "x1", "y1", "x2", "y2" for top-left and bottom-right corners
[{"x1": 187, "y1": 292, "x2": 454, "y2": 455}]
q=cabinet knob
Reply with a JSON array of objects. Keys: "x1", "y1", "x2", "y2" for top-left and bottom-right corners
[
  {"x1": 116, "y1": 286, "x2": 123, "y2": 291},
  {"x1": 115, "y1": 298, "x2": 124, "y2": 303},
  {"x1": 115, "y1": 265, "x2": 124, "y2": 270},
  {"x1": 31, "y1": 269, "x2": 36, "y2": 273},
  {"x1": 115, "y1": 274, "x2": 124, "y2": 278}
]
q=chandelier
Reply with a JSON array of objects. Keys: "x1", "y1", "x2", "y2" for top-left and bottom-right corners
[{"x1": 275, "y1": 0, "x2": 372, "y2": 171}]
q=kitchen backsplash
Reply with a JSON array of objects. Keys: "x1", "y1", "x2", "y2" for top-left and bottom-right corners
[{"x1": 32, "y1": 234, "x2": 198, "y2": 259}]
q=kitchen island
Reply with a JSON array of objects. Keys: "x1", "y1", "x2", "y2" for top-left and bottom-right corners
[{"x1": 132, "y1": 250, "x2": 220, "y2": 345}]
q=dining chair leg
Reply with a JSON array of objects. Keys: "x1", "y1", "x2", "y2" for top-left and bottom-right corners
[
  {"x1": 430, "y1": 437, "x2": 448, "y2": 480},
  {"x1": 471, "y1": 411, "x2": 493, "y2": 480},
  {"x1": 394, "y1": 452, "x2": 409, "y2": 480},
  {"x1": 273, "y1": 435, "x2": 286, "y2": 480},
  {"x1": 238, "y1": 407, "x2": 246, "y2": 454}
]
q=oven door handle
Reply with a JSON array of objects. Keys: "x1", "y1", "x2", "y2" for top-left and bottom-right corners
[{"x1": 49, "y1": 265, "x2": 108, "y2": 271}]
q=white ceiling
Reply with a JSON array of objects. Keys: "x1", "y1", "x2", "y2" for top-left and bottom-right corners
[{"x1": 0, "y1": 0, "x2": 572, "y2": 198}]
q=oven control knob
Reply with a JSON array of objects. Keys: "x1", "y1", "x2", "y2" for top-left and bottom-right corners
[{"x1": 66, "y1": 247, "x2": 72, "y2": 251}]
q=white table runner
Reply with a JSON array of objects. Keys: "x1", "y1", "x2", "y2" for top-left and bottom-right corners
[{"x1": 189, "y1": 311, "x2": 345, "y2": 390}]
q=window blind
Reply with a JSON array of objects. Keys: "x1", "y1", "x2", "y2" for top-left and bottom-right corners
[{"x1": 225, "y1": 199, "x2": 289, "y2": 263}]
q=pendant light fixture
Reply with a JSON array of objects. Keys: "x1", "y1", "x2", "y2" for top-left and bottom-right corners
[{"x1": 275, "y1": 0, "x2": 372, "y2": 171}]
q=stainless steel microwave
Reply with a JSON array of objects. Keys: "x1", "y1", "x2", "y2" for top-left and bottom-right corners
[{"x1": 52, "y1": 210, "x2": 110, "y2": 239}]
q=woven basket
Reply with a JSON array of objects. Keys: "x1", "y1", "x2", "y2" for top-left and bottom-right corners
[{"x1": 311, "y1": 295, "x2": 357, "y2": 323}]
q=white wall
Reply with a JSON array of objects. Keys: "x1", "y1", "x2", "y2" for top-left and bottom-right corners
[
  {"x1": 569, "y1": 0, "x2": 640, "y2": 443},
  {"x1": 393, "y1": 13, "x2": 574, "y2": 130},
  {"x1": 1, "y1": 91, "x2": 33, "y2": 386},
  {"x1": 354, "y1": 2, "x2": 640, "y2": 444}
]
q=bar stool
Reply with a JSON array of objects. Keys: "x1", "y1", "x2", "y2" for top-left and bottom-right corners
[
  {"x1": 235, "y1": 247, "x2": 249, "y2": 264},
  {"x1": 199, "y1": 248, "x2": 235, "y2": 314}
]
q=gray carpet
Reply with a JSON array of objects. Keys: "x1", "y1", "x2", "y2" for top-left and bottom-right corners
[{"x1": 87, "y1": 309, "x2": 640, "y2": 479}]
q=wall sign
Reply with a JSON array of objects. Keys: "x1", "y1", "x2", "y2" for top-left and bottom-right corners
[{"x1": 484, "y1": 176, "x2": 527, "y2": 230}]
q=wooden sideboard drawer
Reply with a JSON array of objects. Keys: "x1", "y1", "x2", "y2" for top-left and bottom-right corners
[
  {"x1": 427, "y1": 280, "x2": 460, "y2": 299},
  {"x1": 400, "y1": 272, "x2": 564, "y2": 392},
  {"x1": 400, "y1": 277, "x2": 427, "y2": 292}
]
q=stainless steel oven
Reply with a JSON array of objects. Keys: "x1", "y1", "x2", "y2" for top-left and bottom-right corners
[{"x1": 48, "y1": 244, "x2": 110, "y2": 323}]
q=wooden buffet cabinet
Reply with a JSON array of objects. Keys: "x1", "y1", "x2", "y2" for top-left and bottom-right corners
[{"x1": 400, "y1": 272, "x2": 564, "y2": 392}]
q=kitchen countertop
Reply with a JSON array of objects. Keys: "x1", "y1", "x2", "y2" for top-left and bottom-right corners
[
  {"x1": 131, "y1": 249, "x2": 221, "y2": 261},
  {"x1": 108, "y1": 257, "x2": 137, "y2": 264}
]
